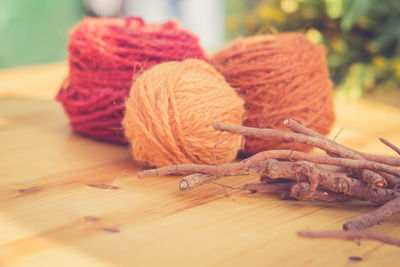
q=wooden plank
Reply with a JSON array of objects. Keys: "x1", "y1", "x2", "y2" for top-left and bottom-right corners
[
  {"x1": 0, "y1": 63, "x2": 400, "y2": 266},
  {"x1": 0, "y1": 62, "x2": 67, "y2": 99}
]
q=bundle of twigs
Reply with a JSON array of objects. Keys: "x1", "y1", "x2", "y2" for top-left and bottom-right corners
[{"x1": 138, "y1": 119, "x2": 400, "y2": 247}]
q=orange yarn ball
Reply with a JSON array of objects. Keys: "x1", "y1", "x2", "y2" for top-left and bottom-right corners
[
  {"x1": 122, "y1": 59, "x2": 245, "y2": 167},
  {"x1": 211, "y1": 33, "x2": 335, "y2": 156}
]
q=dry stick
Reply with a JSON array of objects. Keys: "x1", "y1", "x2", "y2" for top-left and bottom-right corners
[
  {"x1": 358, "y1": 152, "x2": 400, "y2": 167},
  {"x1": 214, "y1": 121, "x2": 400, "y2": 167},
  {"x1": 283, "y1": 118, "x2": 387, "y2": 187},
  {"x1": 303, "y1": 165, "x2": 318, "y2": 199},
  {"x1": 298, "y1": 230, "x2": 400, "y2": 247},
  {"x1": 291, "y1": 184, "x2": 350, "y2": 202},
  {"x1": 138, "y1": 163, "x2": 237, "y2": 178},
  {"x1": 264, "y1": 159, "x2": 399, "y2": 204},
  {"x1": 180, "y1": 173, "x2": 218, "y2": 192},
  {"x1": 141, "y1": 158, "x2": 400, "y2": 204},
  {"x1": 178, "y1": 160, "x2": 271, "y2": 191},
  {"x1": 343, "y1": 196, "x2": 400, "y2": 230},
  {"x1": 378, "y1": 172, "x2": 400, "y2": 189},
  {"x1": 140, "y1": 123, "x2": 400, "y2": 180},
  {"x1": 284, "y1": 118, "x2": 400, "y2": 167},
  {"x1": 282, "y1": 118, "x2": 335, "y2": 142},
  {"x1": 242, "y1": 150, "x2": 400, "y2": 178},
  {"x1": 289, "y1": 183, "x2": 352, "y2": 202},
  {"x1": 140, "y1": 158, "x2": 272, "y2": 180},
  {"x1": 379, "y1": 138, "x2": 400, "y2": 156},
  {"x1": 215, "y1": 121, "x2": 397, "y2": 185},
  {"x1": 332, "y1": 127, "x2": 344, "y2": 141},
  {"x1": 214, "y1": 121, "x2": 356, "y2": 157},
  {"x1": 279, "y1": 119, "x2": 388, "y2": 187},
  {"x1": 139, "y1": 150, "x2": 400, "y2": 183}
]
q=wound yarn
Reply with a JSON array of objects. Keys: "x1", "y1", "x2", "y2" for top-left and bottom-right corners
[
  {"x1": 56, "y1": 17, "x2": 207, "y2": 143},
  {"x1": 122, "y1": 59, "x2": 245, "y2": 167},
  {"x1": 211, "y1": 33, "x2": 335, "y2": 156}
]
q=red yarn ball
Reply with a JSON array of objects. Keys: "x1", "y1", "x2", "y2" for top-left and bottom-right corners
[{"x1": 56, "y1": 17, "x2": 207, "y2": 143}]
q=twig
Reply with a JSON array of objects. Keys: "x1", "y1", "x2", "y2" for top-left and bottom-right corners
[
  {"x1": 138, "y1": 163, "x2": 238, "y2": 178},
  {"x1": 354, "y1": 169, "x2": 387, "y2": 188},
  {"x1": 140, "y1": 120, "x2": 400, "y2": 248},
  {"x1": 215, "y1": 121, "x2": 392, "y2": 187},
  {"x1": 242, "y1": 150, "x2": 400, "y2": 178},
  {"x1": 281, "y1": 119, "x2": 400, "y2": 167},
  {"x1": 215, "y1": 120, "x2": 400, "y2": 168},
  {"x1": 358, "y1": 152, "x2": 400, "y2": 167},
  {"x1": 140, "y1": 149, "x2": 400, "y2": 179},
  {"x1": 214, "y1": 121, "x2": 358, "y2": 159},
  {"x1": 303, "y1": 165, "x2": 318, "y2": 199},
  {"x1": 379, "y1": 138, "x2": 400, "y2": 156},
  {"x1": 378, "y1": 172, "x2": 400, "y2": 188},
  {"x1": 298, "y1": 230, "x2": 400, "y2": 247},
  {"x1": 140, "y1": 157, "x2": 400, "y2": 204},
  {"x1": 179, "y1": 173, "x2": 218, "y2": 192},
  {"x1": 343, "y1": 197, "x2": 400, "y2": 230},
  {"x1": 333, "y1": 128, "x2": 344, "y2": 141},
  {"x1": 139, "y1": 158, "x2": 273, "y2": 179},
  {"x1": 178, "y1": 160, "x2": 276, "y2": 191},
  {"x1": 289, "y1": 183, "x2": 352, "y2": 202},
  {"x1": 282, "y1": 119, "x2": 330, "y2": 141},
  {"x1": 283, "y1": 118, "x2": 386, "y2": 187},
  {"x1": 263, "y1": 160, "x2": 399, "y2": 204}
]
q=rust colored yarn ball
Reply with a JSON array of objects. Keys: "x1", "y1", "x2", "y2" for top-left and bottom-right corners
[
  {"x1": 56, "y1": 17, "x2": 207, "y2": 143},
  {"x1": 122, "y1": 59, "x2": 245, "y2": 167},
  {"x1": 211, "y1": 33, "x2": 335, "y2": 156}
]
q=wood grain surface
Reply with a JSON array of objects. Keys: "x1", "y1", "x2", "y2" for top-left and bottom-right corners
[{"x1": 0, "y1": 62, "x2": 400, "y2": 266}]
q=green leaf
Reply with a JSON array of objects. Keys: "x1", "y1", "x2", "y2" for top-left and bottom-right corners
[
  {"x1": 375, "y1": 16, "x2": 400, "y2": 52},
  {"x1": 325, "y1": 0, "x2": 344, "y2": 19},
  {"x1": 340, "y1": 0, "x2": 373, "y2": 32}
]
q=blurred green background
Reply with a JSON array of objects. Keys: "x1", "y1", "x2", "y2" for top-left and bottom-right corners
[
  {"x1": 0, "y1": 0, "x2": 83, "y2": 69},
  {"x1": 225, "y1": 0, "x2": 400, "y2": 97},
  {"x1": 1, "y1": 0, "x2": 399, "y2": 97}
]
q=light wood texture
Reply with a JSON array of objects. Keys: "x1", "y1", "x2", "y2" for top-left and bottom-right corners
[
  {"x1": 0, "y1": 62, "x2": 400, "y2": 266},
  {"x1": 0, "y1": 62, "x2": 68, "y2": 99}
]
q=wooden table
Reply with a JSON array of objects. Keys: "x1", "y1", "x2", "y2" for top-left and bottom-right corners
[{"x1": 1, "y1": 62, "x2": 399, "y2": 266}]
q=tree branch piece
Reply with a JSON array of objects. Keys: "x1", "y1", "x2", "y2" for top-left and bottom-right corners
[
  {"x1": 179, "y1": 173, "x2": 218, "y2": 192},
  {"x1": 298, "y1": 230, "x2": 400, "y2": 247},
  {"x1": 290, "y1": 183, "x2": 352, "y2": 202},
  {"x1": 281, "y1": 119, "x2": 400, "y2": 167},
  {"x1": 178, "y1": 160, "x2": 276, "y2": 191},
  {"x1": 303, "y1": 165, "x2": 318, "y2": 198},
  {"x1": 214, "y1": 121, "x2": 395, "y2": 187},
  {"x1": 264, "y1": 160, "x2": 399, "y2": 204},
  {"x1": 358, "y1": 152, "x2": 400, "y2": 167},
  {"x1": 378, "y1": 172, "x2": 400, "y2": 189},
  {"x1": 242, "y1": 150, "x2": 400, "y2": 178},
  {"x1": 214, "y1": 121, "x2": 357, "y2": 159},
  {"x1": 138, "y1": 156, "x2": 400, "y2": 204},
  {"x1": 283, "y1": 118, "x2": 386, "y2": 187},
  {"x1": 379, "y1": 138, "x2": 400, "y2": 156},
  {"x1": 343, "y1": 196, "x2": 400, "y2": 230}
]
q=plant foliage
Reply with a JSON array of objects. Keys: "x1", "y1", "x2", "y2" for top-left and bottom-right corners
[{"x1": 225, "y1": 0, "x2": 400, "y2": 96}]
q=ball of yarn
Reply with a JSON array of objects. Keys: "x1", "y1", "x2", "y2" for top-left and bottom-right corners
[
  {"x1": 211, "y1": 33, "x2": 335, "y2": 155},
  {"x1": 56, "y1": 17, "x2": 207, "y2": 143},
  {"x1": 122, "y1": 59, "x2": 245, "y2": 167}
]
